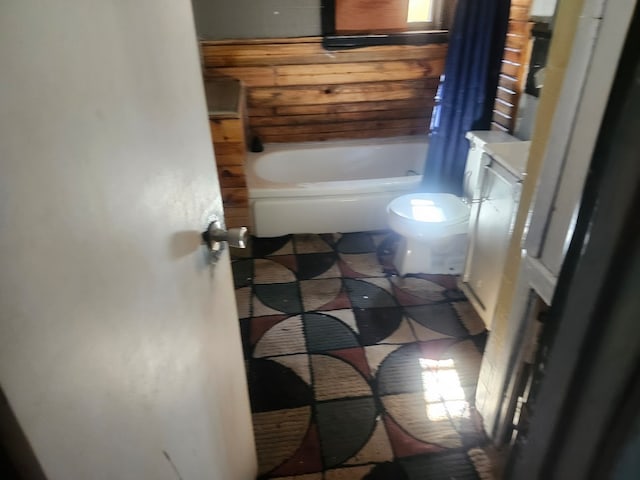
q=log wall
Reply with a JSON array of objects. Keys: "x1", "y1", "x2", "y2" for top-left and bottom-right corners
[
  {"x1": 200, "y1": 37, "x2": 447, "y2": 143},
  {"x1": 492, "y1": 0, "x2": 534, "y2": 133}
]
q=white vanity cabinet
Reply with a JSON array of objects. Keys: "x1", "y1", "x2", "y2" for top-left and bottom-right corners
[{"x1": 461, "y1": 141, "x2": 531, "y2": 329}]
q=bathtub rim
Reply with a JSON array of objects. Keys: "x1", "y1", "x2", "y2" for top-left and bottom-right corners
[{"x1": 245, "y1": 135, "x2": 428, "y2": 198}]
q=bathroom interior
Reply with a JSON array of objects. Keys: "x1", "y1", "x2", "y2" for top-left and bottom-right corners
[
  {"x1": 1, "y1": 0, "x2": 638, "y2": 479},
  {"x1": 193, "y1": 0, "x2": 634, "y2": 478}
]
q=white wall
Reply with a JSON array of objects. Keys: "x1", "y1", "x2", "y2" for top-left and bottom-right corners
[
  {"x1": 515, "y1": 94, "x2": 540, "y2": 140},
  {"x1": 531, "y1": 0, "x2": 558, "y2": 18}
]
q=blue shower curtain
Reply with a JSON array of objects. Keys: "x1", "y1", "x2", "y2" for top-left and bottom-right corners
[{"x1": 422, "y1": 0, "x2": 511, "y2": 195}]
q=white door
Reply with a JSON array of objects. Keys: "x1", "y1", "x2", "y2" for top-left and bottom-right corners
[{"x1": 0, "y1": 2, "x2": 256, "y2": 479}]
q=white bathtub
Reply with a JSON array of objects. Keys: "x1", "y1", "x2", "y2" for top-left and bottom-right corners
[{"x1": 246, "y1": 136, "x2": 428, "y2": 237}]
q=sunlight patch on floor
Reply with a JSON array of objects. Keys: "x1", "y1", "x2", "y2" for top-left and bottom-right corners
[{"x1": 420, "y1": 358, "x2": 470, "y2": 421}]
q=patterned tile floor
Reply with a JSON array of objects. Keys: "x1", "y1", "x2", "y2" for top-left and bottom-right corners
[{"x1": 232, "y1": 232, "x2": 491, "y2": 480}]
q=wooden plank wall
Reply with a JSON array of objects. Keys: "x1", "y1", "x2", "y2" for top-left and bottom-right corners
[
  {"x1": 492, "y1": 0, "x2": 534, "y2": 132},
  {"x1": 210, "y1": 110, "x2": 251, "y2": 229},
  {"x1": 200, "y1": 37, "x2": 447, "y2": 143}
]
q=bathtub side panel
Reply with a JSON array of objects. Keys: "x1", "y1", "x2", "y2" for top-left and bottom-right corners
[{"x1": 252, "y1": 193, "x2": 401, "y2": 237}]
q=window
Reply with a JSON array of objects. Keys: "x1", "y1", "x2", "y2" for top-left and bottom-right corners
[
  {"x1": 408, "y1": 0, "x2": 435, "y2": 23},
  {"x1": 322, "y1": 0, "x2": 454, "y2": 49},
  {"x1": 407, "y1": 0, "x2": 452, "y2": 28}
]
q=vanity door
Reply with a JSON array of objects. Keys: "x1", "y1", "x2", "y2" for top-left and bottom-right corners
[{"x1": 463, "y1": 161, "x2": 522, "y2": 328}]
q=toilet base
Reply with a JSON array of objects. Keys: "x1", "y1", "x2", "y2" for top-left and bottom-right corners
[{"x1": 393, "y1": 233, "x2": 468, "y2": 276}]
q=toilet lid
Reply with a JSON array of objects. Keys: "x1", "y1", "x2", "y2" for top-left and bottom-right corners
[{"x1": 388, "y1": 193, "x2": 469, "y2": 225}]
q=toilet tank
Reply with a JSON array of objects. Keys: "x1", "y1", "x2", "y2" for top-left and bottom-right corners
[{"x1": 464, "y1": 131, "x2": 521, "y2": 201}]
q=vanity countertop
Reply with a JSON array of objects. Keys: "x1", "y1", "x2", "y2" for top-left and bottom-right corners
[
  {"x1": 204, "y1": 78, "x2": 243, "y2": 118},
  {"x1": 466, "y1": 130, "x2": 522, "y2": 148},
  {"x1": 484, "y1": 141, "x2": 532, "y2": 180}
]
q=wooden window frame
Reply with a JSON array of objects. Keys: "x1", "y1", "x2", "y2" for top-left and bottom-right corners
[{"x1": 321, "y1": 0, "x2": 453, "y2": 49}]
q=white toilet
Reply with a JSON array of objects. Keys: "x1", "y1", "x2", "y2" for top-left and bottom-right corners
[{"x1": 387, "y1": 131, "x2": 521, "y2": 276}]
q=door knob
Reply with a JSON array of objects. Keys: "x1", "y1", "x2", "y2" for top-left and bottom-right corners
[{"x1": 202, "y1": 218, "x2": 248, "y2": 252}]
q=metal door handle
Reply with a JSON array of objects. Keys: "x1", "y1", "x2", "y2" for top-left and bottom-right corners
[{"x1": 202, "y1": 218, "x2": 248, "y2": 252}]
